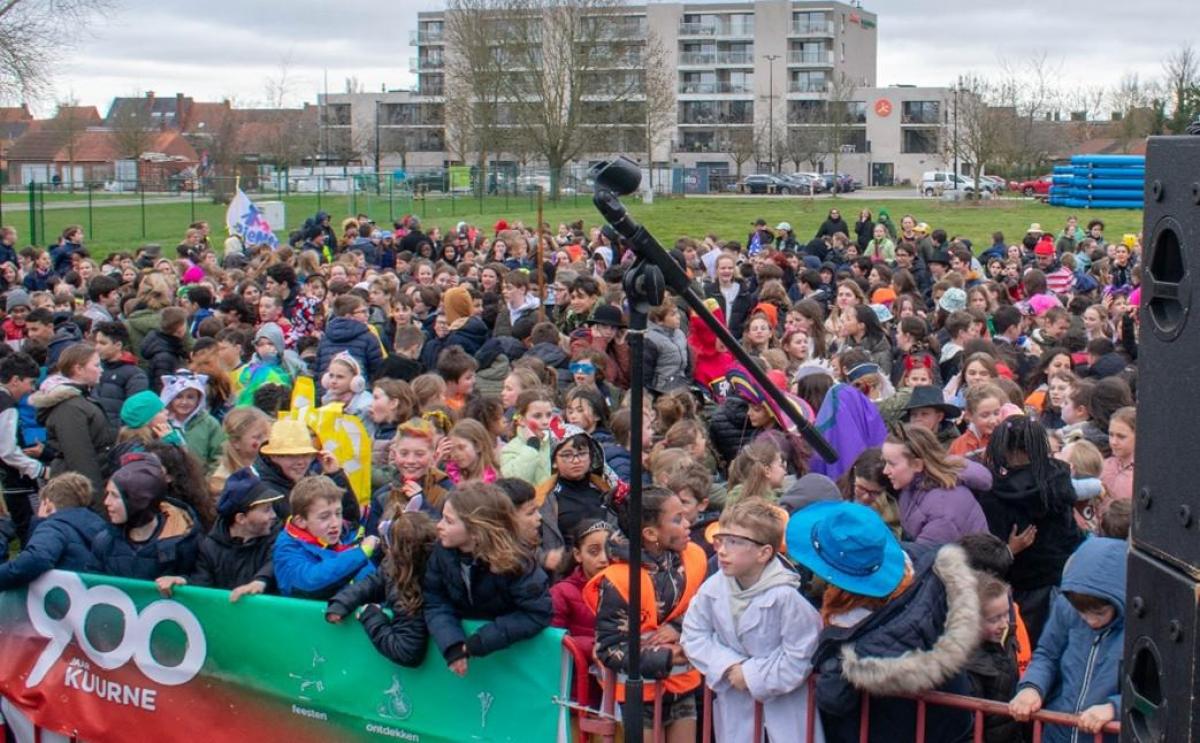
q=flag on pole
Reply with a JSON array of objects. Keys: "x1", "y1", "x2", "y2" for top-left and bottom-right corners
[{"x1": 225, "y1": 188, "x2": 279, "y2": 249}]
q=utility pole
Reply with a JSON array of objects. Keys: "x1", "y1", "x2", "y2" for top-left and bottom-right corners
[
  {"x1": 952, "y1": 75, "x2": 960, "y2": 179},
  {"x1": 765, "y1": 54, "x2": 780, "y2": 168},
  {"x1": 375, "y1": 99, "x2": 382, "y2": 176}
]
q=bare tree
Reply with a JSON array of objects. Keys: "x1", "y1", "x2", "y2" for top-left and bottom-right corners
[
  {"x1": 1162, "y1": 43, "x2": 1200, "y2": 134},
  {"x1": 639, "y1": 32, "x2": 674, "y2": 190},
  {"x1": 948, "y1": 75, "x2": 1008, "y2": 197},
  {"x1": 995, "y1": 52, "x2": 1063, "y2": 176},
  {"x1": 48, "y1": 97, "x2": 90, "y2": 191},
  {"x1": 822, "y1": 71, "x2": 857, "y2": 193},
  {"x1": 0, "y1": 0, "x2": 110, "y2": 101},
  {"x1": 192, "y1": 103, "x2": 241, "y2": 203},
  {"x1": 264, "y1": 52, "x2": 300, "y2": 109},
  {"x1": 725, "y1": 127, "x2": 756, "y2": 180},
  {"x1": 489, "y1": 0, "x2": 654, "y2": 197},
  {"x1": 1109, "y1": 73, "x2": 1159, "y2": 152},
  {"x1": 785, "y1": 124, "x2": 825, "y2": 173},
  {"x1": 444, "y1": 0, "x2": 509, "y2": 194},
  {"x1": 110, "y1": 99, "x2": 155, "y2": 160},
  {"x1": 260, "y1": 107, "x2": 320, "y2": 172}
]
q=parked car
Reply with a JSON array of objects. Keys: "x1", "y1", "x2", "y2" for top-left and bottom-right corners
[
  {"x1": 1008, "y1": 175, "x2": 1054, "y2": 197},
  {"x1": 738, "y1": 174, "x2": 786, "y2": 194},
  {"x1": 920, "y1": 170, "x2": 993, "y2": 197},
  {"x1": 819, "y1": 172, "x2": 857, "y2": 193},
  {"x1": 980, "y1": 175, "x2": 1007, "y2": 192},
  {"x1": 780, "y1": 173, "x2": 827, "y2": 194}
]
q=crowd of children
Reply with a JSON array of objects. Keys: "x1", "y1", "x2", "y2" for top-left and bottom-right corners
[{"x1": 0, "y1": 209, "x2": 1138, "y2": 741}]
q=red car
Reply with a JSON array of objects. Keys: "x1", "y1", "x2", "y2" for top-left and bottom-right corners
[{"x1": 1009, "y1": 175, "x2": 1053, "y2": 197}]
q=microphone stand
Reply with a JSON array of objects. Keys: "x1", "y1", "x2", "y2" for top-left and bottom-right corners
[{"x1": 589, "y1": 158, "x2": 838, "y2": 742}]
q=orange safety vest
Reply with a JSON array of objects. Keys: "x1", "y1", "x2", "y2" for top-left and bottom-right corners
[{"x1": 583, "y1": 542, "x2": 707, "y2": 702}]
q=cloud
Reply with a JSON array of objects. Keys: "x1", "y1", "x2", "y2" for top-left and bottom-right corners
[{"x1": 40, "y1": 0, "x2": 1200, "y2": 116}]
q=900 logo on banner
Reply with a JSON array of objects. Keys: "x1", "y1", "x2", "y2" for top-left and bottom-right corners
[{"x1": 25, "y1": 571, "x2": 207, "y2": 688}]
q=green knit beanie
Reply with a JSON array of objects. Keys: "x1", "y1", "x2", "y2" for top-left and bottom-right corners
[{"x1": 120, "y1": 390, "x2": 165, "y2": 428}]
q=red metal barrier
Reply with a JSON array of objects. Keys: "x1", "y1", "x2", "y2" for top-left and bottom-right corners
[{"x1": 570, "y1": 665, "x2": 1121, "y2": 743}]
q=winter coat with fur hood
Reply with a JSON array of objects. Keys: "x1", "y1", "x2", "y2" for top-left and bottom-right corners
[{"x1": 813, "y1": 543, "x2": 980, "y2": 743}]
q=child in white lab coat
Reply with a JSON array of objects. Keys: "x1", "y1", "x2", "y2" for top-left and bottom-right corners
[{"x1": 681, "y1": 498, "x2": 824, "y2": 742}]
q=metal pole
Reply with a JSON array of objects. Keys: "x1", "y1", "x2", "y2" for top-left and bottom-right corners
[
  {"x1": 536, "y1": 187, "x2": 545, "y2": 322},
  {"x1": 87, "y1": 185, "x2": 93, "y2": 239},
  {"x1": 765, "y1": 54, "x2": 779, "y2": 168},
  {"x1": 374, "y1": 99, "x2": 382, "y2": 193},
  {"x1": 624, "y1": 303, "x2": 647, "y2": 743},
  {"x1": 190, "y1": 186, "x2": 196, "y2": 223},
  {"x1": 27, "y1": 181, "x2": 35, "y2": 246},
  {"x1": 140, "y1": 181, "x2": 146, "y2": 238},
  {"x1": 953, "y1": 76, "x2": 960, "y2": 179}
]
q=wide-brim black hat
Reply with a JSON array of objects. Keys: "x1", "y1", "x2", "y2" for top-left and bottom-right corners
[{"x1": 901, "y1": 385, "x2": 962, "y2": 419}]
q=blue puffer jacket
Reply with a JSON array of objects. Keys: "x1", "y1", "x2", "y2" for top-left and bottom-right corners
[
  {"x1": 0, "y1": 508, "x2": 108, "y2": 589},
  {"x1": 315, "y1": 316, "x2": 384, "y2": 384},
  {"x1": 814, "y1": 544, "x2": 979, "y2": 743},
  {"x1": 90, "y1": 500, "x2": 202, "y2": 580},
  {"x1": 273, "y1": 521, "x2": 375, "y2": 600},
  {"x1": 422, "y1": 543, "x2": 551, "y2": 663},
  {"x1": 1018, "y1": 537, "x2": 1125, "y2": 743}
]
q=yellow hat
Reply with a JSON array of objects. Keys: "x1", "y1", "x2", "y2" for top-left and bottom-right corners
[
  {"x1": 260, "y1": 418, "x2": 319, "y2": 456},
  {"x1": 915, "y1": 222, "x2": 929, "y2": 234},
  {"x1": 1122, "y1": 234, "x2": 1138, "y2": 249}
]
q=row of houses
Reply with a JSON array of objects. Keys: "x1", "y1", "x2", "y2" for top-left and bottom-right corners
[{"x1": 0, "y1": 92, "x2": 320, "y2": 189}]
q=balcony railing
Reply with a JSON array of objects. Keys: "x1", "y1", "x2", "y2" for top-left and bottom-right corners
[
  {"x1": 409, "y1": 28, "x2": 444, "y2": 45},
  {"x1": 679, "y1": 51, "x2": 754, "y2": 66},
  {"x1": 678, "y1": 21, "x2": 755, "y2": 37},
  {"x1": 789, "y1": 81, "x2": 829, "y2": 93},
  {"x1": 787, "y1": 50, "x2": 834, "y2": 65},
  {"x1": 583, "y1": 21, "x2": 647, "y2": 40},
  {"x1": 679, "y1": 114, "x2": 754, "y2": 126},
  {"x1": 790, "y1": 19, "x2": 835, "y2": 35},
  {"x1": 678, "y1": 82, "x2": 754, "y2": 95},
  {"x1": 409, "y1": 56, "x2": 445, "y2": 73}
]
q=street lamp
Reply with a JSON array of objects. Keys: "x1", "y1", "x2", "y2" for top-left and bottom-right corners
[
  {"x1": 952, "y1": 75, "x2": 960, "y2": 179},
  {"x1": 764, "y1": 53, "x2": 780, "y2": 168}
]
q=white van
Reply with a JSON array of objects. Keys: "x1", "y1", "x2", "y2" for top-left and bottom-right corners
[{"x1": 921, "y1": 171, "x2": 991, "y2": 197}]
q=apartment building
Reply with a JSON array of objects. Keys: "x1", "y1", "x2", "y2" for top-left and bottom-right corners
[{"x1": 320, "y1": 1, "x2": 958, "y2": 186}]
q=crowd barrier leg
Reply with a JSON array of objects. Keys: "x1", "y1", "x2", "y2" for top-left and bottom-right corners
[
  {"x1": 915, "y1": 697, "x2": 927, "y2": 742},
  {"x1": 972, "y1": 709, "x2": 984, "y2": 743},
  {"x1": 651, "y1": 682, "x2": 665, "y2": 743},
  {"x1": 858, "y1": 692, "x2": 871, "y2": 743},
  {"x1": 701, "y1": 686, "x2": 713, "y2": 743}
]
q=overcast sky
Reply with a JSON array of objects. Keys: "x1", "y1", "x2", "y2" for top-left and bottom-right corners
[{"x1": 38, "y1": 0, "x2": 1196, "y2": 116}]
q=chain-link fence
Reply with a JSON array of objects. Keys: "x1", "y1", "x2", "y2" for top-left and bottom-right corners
[{"x1": 0, "y1": 164, "x2": 695, "y2": 255}]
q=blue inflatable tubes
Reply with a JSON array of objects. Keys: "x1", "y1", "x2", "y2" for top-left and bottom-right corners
[
  {"x1": 1052, "y1": 176, "x2": 1075, "y2": 185},
  {"x1": 1070, "y1": 167, "x2": 1145, "y2": 178},
  {"x1": 1063, "y1": 198, "x2": 1144, "y2": 209},
  {"x1": 1068, "y1": 189, "x2": 1144, "y2": 200},
  {"x1": 1053, "y1": 165, "x2": 1075, "y2": 174},
  {"x1": 1070, "y1": 154, "x2": 1145, "y2": 166},
  {"x1": 1070, "y1": 179, "x2": 1145, "y2": 190}
]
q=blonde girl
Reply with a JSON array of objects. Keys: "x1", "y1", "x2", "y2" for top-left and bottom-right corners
[{"x1": 209, "y1": 407, "x2": 273, "y2": 496}]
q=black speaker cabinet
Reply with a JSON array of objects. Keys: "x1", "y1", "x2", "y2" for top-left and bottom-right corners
[
  {"x1": 1132, "y1": 135, "x2": 1200, "y2": 573},
  {"x1": 1123, "y1": 549, "x2": 1200, "y2": 742}
]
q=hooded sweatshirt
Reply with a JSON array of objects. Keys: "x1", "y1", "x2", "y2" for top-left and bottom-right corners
[
  {"x1": 978, "y1": 460, "x2": 1083, "y2": 591},
  {"x1": 1018, "y1": 537, "x2": 1125, "y2": 743},
  {"x1": 161, "y1": 372, "x2": 226, "y2": 471}
]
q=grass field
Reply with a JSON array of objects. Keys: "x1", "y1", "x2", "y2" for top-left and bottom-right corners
[{"x1": 1, "y1": 190, "x2": 1146, "y2": 259}]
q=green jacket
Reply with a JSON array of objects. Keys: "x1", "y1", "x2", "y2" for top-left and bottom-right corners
[
  {"x1": 500, "y1": 434, "x2": 552, "y2": 486},
  {"x1": 125, "y1": 308, "x2": 162, "y2": 364},
  {"x1": 181, "y1": 410, "x2": 227, "y2": 473}
]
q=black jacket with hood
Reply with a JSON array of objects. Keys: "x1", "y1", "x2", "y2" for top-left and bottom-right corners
[{"x1": 977, "y1": 460, "x2": 1083, "y2": 592}]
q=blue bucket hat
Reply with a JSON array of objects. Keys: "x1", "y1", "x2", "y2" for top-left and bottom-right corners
[{"x1": 786, "y1": 501, "x2": 905, "y2": 598}]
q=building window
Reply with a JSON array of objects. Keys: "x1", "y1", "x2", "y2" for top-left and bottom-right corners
[
  {"x1": 901, "y1": 101, "x2": 940, "y2": 125},
  {"x1": 846, "y1": 101, "x2": 866, "y2": 123},
  {"x1": 902, "y1": 128, "x2": 940, "y2": 154},
  {"x1": 324, "y1": 104, "x2": 351, "y2": 126}
]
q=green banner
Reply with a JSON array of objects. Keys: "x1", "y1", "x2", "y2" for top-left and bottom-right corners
[
  {"x1": 449, "y1": 166, "x2": 472, "y2": 191},
  {"x1": 0, "y1": 571, "x2": 570, "y2": 742}
]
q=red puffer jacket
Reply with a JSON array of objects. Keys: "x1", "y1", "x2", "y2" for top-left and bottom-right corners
[{"x1": 551, "y1": 566, "x2": 597, "y2": 658}]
